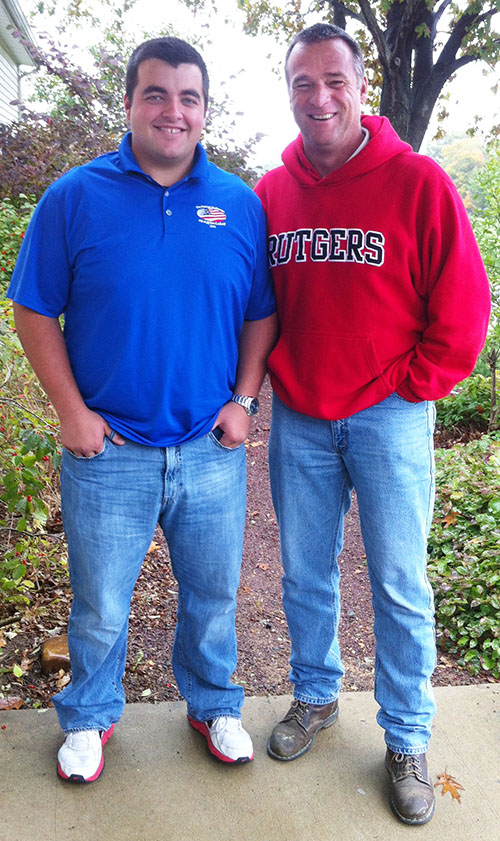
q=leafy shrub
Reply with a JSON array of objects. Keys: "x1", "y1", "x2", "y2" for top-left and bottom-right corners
[
  {"x1": 428, "y1": 434, "x2": 500, "y2": 678},
  {"x1": 435, "y1": 373, "x2": 491, "y2": 431},
  {"x1": 471, "y1": 147, "x2": 500, "y2": 431},
  {"x1": 0, "y1": 113, "x2": 119, "y2": 204},
  {"x1": 0, "y1": 199, "x2": 65, "y2": 609}
]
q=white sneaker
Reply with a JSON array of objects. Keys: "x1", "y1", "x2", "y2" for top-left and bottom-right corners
[
  {"x1": 188, "y1": 715, "x2": 254, "y2": 763},
  {"x1": 57, "y1": 725, "x2": 114, "y2": 782}
]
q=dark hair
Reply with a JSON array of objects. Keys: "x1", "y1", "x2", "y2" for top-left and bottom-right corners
[
  {"x1": 285, "y1": 23, "x2": 365, "y2": 87},
  {"x1": 126, "y1": 37, "x2": 209, "y2": 109}
]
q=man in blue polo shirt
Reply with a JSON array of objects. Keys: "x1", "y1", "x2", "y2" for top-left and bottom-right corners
[{"x1": 8, "y1": 37, "x2": 277, "y2": 782}]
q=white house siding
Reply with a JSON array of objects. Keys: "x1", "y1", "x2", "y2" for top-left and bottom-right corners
[
  {"x1": 0, "y1": 0, "x2": 36, "y2": 124},
  {"x1": 0, "y1": 42, "x2": 20, "y2": 123}
]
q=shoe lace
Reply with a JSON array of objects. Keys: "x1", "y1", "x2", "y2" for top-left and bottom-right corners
[
  {"x1": 393, "y1": 753, "x2": 428, "y2": 784},
  {"x1": 211, "y1": 716, "x2": 241, "y2": 734},
  {"x1": 66, "y1": 729, "x2": 98, "y2": 750},
  {"x1": 284, "y1": 700, "x2": 309, "y2": 724}
]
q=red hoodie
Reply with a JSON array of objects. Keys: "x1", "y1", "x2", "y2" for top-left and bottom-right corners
[{"x1": 255, "y1": 115, "x2": 491, "y2": 420}]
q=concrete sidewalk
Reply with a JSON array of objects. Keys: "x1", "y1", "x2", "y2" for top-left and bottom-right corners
[{"x1": 1, "y1": 685, "x2": 499, "y2": 841}]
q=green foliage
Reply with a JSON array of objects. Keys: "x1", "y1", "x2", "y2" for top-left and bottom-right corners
[
  {"x1": 471, "y1": 146, "x2": 500, "y2": 431},
  {"x1": 427, "y1": 135, "x2": 485, "y2": 211},
  {"x1": 428, "y1": 434, "x2": 500, "y2": 678},
  {"x1": 435, "y1": 145, "x2": 500, "y2": 435},
  {"x1": 436, "y1": 374, "x2": 490, "y2": 431},
  {"x1": 0, "y1": 198, "x2": 64, "y2": 608}
]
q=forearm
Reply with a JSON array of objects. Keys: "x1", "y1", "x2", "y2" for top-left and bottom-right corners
[
  {"x1": 234, "y1": 313, "x2": 278, "y2": 396},
  {"x1": 13, "y1": 303, "x2": 87, "y2": 420},
  {"x1": 214, "y1": 314, "x2": 278, "y2": 448},
  {"x1": 12, "y1": 303, "x2": 123, "y2": 455}
]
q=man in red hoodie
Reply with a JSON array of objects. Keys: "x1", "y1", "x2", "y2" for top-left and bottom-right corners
[{"x1": 255, "y1": 23, "x2": 490, "y2": 826}]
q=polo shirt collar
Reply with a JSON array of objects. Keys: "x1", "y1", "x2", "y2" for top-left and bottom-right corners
[{"x1": 118, "y1": 132, "x2": 210, "y2": 184}]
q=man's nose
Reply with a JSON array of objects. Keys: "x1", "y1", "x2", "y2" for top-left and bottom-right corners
[
  {"x1": 310, "y1": 83, "x2": 332, "y2": 107},
  {"x1": 161, "y1": 98, "x2": 182, "y2": 119}
]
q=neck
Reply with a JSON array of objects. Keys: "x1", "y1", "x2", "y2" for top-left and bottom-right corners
[
  {"x1": 303, "y1": 129, "x2": 365, "y2": 177},
  {"x1": 131, "y1": 146, "x2": 196, "y2": 187}
]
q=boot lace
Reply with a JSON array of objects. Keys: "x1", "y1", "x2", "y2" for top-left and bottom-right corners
[
  {"x1": 393, "y1": 753, "x2": 428, "y2": 783},
  {"x1": 284, "y1": 700, "x2": 309, "y2": 724}
]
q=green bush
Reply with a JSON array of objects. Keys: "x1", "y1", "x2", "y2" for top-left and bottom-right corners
[
  {"x1": 428, "y1": 434, "x2": 500, "y2": 678},
  {"x1": 435, "y1": 373, "x2": 491, "y2": 431},
  {"x1": 0, "y1": 198, "x2": 65, "y2": 608}
]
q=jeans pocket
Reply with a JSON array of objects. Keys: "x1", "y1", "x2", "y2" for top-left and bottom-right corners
[
  {"x1": 63, "y1": 437, "x2": 109, "y2": 461},
  {"x1": 208, "y1": 428, "x2": 242, "y2": 452}
]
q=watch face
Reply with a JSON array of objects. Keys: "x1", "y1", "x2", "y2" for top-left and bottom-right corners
[{"x1": 232, "y1": 394, "x2": 259, "y2": 415}]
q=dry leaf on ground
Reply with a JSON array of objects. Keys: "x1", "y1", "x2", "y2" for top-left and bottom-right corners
[
  {"x1": 434, "y1": 770, "x2": 465, "y2": 802},
  {"x1": 0, "y1": 696, "x2": 23, "y2": 710}
]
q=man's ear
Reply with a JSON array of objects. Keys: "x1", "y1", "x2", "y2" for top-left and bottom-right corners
[
  {"x1": 124, "y1": 93, "x2": 131, "y2": 123},
  {"x1": 360, "y1": 76, "x2": 368, "y2": 105}
]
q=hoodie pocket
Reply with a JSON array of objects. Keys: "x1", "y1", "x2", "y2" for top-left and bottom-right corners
[{"x1": 268, "y1": 330, "x2": 385, "y2": 406}]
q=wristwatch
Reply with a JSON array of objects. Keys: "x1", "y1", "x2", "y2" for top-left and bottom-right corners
[{"x1": 231, "y1": 393, "x2": 260, "y2": 416}]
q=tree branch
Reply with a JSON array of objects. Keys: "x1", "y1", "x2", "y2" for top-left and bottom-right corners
[
  {"x1": 356, "y1": 0, "x2": 392, "y2": 68},
  {"x1": 0, "y1": 398, "x2": 59, "y2": 430},
  {"x1": 435, "y1": 7, "x2": 498, "y2": 74},
  {"x1": 434, "y1": 0, "x2": 453, "y2": 27},
  {"x1": 390, "y1": 0, "x2": 431, "y2": 72},
  {"x1": 328, "y1": 0, "x2": 364, "y2": 28}
]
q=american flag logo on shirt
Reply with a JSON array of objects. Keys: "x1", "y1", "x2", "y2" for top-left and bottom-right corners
[{"x1": 196, "y1": 205, "x2": 227, "y2": 227}]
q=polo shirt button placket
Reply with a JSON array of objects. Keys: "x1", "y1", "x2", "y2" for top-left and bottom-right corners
[{"x1": 163, "y1": 190, "x2": 172, "y2": 218}]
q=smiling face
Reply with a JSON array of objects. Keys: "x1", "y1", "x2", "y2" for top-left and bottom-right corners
[
  {"x1": 287, "y1": 37, "x2": 368, "y2": 176},
  {"x1": 124, "y1": 58, "x2": 206, "y2": 185}
]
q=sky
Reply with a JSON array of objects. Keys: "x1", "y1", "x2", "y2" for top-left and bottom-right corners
[{"x1": 21, "y1": 0, "x2": 500, "y2": 169}]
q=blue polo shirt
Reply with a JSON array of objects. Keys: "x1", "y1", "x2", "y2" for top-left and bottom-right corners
[{"x1": 8, "y1": 134, "x2": 275, "y2": 446}]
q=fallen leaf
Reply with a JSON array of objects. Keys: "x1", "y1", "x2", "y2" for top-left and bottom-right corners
[
  {"x1": 54, "y1": 668, "x2": 71, "y2": 690},
  {"x1": 147, "y1": 541, "x2": 160, "y2": 554},
  {"x1": 256, "y1": 563, "x2": 270, "y2": 571},
  {"x1": 250, "y1": 441, "x2": 265, "y2": 448},
  {"x1": 20, "y1": 650, "x2": 34, "y2": 671},
  {"x1": 0, "y1": 696, "x2": 23, "y2": 710},
  {"x1": 240, "y1": 585, "x2": 251, "y2": 593},
  {"x1": 442, "y1": 512, "x2": 458, "y2": 527},
  {"x1": 434, "y1": 769, "x2": 464, "y2": 802}
]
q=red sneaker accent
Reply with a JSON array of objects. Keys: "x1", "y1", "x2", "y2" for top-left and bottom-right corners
[
  {"x1": 188, "y1": 715, "x2": 254, "y2": 764},
  {"x1": 57, "y1": 724, "x2": 114, "y2": 783}
]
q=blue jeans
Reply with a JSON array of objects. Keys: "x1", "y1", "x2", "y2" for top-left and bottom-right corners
[
  {"x1": 269, "y1": 392, "x2": 437, "y2": 754},
  {"x1": 53, "y1": 431, "x2": 247, "y2": 731}
]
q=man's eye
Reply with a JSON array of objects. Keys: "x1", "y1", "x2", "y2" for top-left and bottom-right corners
[
  {"x1": 146, "y1": 95, "x2": 162, "y2": 102},
  {"x1": 329, "y1": 80, "x2": 345, "y2": 88},
  {"x1": 183, "y1": 98, "x2": 198, "y2": 106}
]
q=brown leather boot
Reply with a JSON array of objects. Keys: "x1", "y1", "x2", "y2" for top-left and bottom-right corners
[
  {"x1": 267, "y1": 699, "x2": 339, "y2": 761},
  {"x1": 385, "y1": 749, "x2": 435, "y2": 825}
]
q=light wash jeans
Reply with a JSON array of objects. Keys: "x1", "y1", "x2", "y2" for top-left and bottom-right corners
[
  {"x1": 269, "y1": 392, "x2": 437, "y2": 754},
  {"x1": 53, "y1": 431, "x2": 247, "y2": 732}
]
